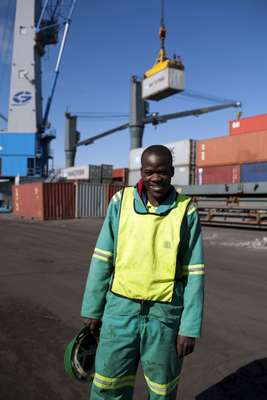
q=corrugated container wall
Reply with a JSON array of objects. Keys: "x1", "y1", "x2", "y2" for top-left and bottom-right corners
[
  {"x1": 240, "y1": 162, "x2": 267, "y2": 182},
  {"x1": 101, "y1": 164, "x2": 113, "y2": 181},
  {"x1": 43, "y1": 182, "x2": 75, "y2": 220},
  {"x1": 88, "y1": 165, "x2": 102, "y2": 182},
  {"x1": 197, "y1": 165, "x2": 240, "y2": 184},
  {"x1": 13, "y1": 182, "x2": 44, "y2": 219},
  {"x1": 229, "y1": 113, "x2": 267, "y2": 136},
  {"x1": 75, "y1": 183, "x2": 125, "y2": 218},
  {"x1": 75, "y1": 183, "x2": 106, "y2": 218},
  {"x1": 197, "y1": 130, "x2": 267, "y2": 167},
  {"x1": 12, "y1": 182, "x2": 75, "y2": 220}
]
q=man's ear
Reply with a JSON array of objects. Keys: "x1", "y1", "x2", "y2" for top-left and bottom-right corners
[{"x1": 171, "y1": 166, "x2": 174, "y2": 177}]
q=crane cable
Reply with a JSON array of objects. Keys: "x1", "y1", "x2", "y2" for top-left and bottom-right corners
[{"x1": 157, "y1": 0, "x2": 167, "y2": 63}]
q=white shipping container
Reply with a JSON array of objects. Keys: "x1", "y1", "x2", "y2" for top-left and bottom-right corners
[
  {"x1": 172, "y1": 166, "x2": 191, "y2": 186},
  {"x1": 129, "y1": 148, "x2": 143, "y2": 171},
  {"x1": 128, "y1": 170, "x2": 141, "y2": 186},
  {"x1": 63, "y1": 165, "x2": 90, "y2": 180},
  {"x1": 129, "y1": 140, "x2": 193, "y2": 170},
  {"x1": 142, "y1": 68, "x2": 184, "y2": 101},
  {"x1": 62, "y1": 165, "x2": 101, "y2": 182}
]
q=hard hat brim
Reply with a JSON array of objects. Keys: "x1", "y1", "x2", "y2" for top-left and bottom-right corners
[{"x1": 64, "y1": 327, "x2": 96, "y2": 383}]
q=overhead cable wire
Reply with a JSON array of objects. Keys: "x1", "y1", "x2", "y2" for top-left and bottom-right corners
[
  {"x1": 161, "y1": 0, "x2": 165, "y2": 25},
  {"x1": 181, "y1": 89, "x2": 238, "y2": 105},
  {"x1": 76, "y1": 116, "x2": 128, "y2": 120},
  {"x1": 73, "y1": 111, "x2": 128, "y2": 114},
  {"x1": 73, "y1": 112, "x2": 128, "y2": 119}
]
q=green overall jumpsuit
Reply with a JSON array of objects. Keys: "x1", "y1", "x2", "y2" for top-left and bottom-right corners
[{"x1": 81, "y1": 185, "x2": 205, "y2": 400}]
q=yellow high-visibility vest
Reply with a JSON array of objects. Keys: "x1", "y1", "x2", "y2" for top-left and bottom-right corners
[{"x1": 111, "y1": 187, "x2": 191, "y2": 302}]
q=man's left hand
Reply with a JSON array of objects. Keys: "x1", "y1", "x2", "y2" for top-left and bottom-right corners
[{"x1": 177, "y1": 335, "x2": 195, "y2": 357}]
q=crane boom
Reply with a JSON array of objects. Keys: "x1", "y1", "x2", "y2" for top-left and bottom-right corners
[
  {"x1": 77, "y1": 122, "x2": 130, "y2": 146},
  {"x1": 42, "y1": 0, "x2": 77, "y2": 130},
  {"x1": 0, "y1": 113, "x2": 8, "y2": 122},
  {"x1": 76, "y1": 102, "x2": 241, "y2": 146},
  {"x1": 144, "y1": 102, "x2": 241, "y2": 125}
]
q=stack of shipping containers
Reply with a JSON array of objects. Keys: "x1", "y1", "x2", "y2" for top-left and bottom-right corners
[
  {"x1": 128, "y1": 139, "x2": 197, "y2": 187},
  {"x1": 64, "y1": 163, "x2": 122, "y2": 218},
  {"x1": 70, "y1": 164, "x2": 114, "y2": 218},
  {"x1": 13, "y1": 182, "x2": 76, "y2": 220},
  {"x1": 13, "y1": 164, "x2": 123, "y2": 220},
  {"x1": 10, "y1": 113, "x2": 267, "y2": 220},
  {"x1": 196, "y1": 113, "x2": 267, "y2": 184}
]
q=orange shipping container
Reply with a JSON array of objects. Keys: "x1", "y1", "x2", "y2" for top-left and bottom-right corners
[
  {"x1": 197, "y1": 130, "x2": 267, "y2": 167},
  {"x1": 12, "y1": 182, "x2": 75, "y2": 220},
  {"x1": 229, "y1": 113, "x2": 267, "y2": 135},
  {"x1": 112, "y1": 168, "x2": 129, "y2": 184}
]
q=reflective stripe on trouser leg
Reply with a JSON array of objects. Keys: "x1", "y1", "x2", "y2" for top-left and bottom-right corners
[
  {"x1": 140, "y1": 318, "x2": 183, "y2": 400},
  {"x1": 144, "y1": 375, "x2": 180, "y2": 397},
  {"x1": 90, "y1": 314, "x2": 139, "y2": 400}
]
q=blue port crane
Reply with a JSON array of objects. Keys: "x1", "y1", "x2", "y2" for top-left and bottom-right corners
[{"x1": 0, "y1": 0, "x2": 76, "y2": 179}]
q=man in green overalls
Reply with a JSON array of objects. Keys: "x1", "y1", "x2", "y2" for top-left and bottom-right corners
[{"x1": 81, "y1": 145, "x2": 205, "y2": 399}]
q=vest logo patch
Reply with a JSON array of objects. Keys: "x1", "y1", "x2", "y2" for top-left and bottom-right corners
[{"x1": 164, "y1": 241, "x2": 171, "y2": 249}]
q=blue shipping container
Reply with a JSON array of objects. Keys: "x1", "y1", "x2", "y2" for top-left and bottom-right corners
[{"x1": 240, "y1": 162, "x2": 267, "y2": 182}]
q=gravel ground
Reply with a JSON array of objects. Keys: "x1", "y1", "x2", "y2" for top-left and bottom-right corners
[{"x1": 0, "y1": 215, "x2": 267, "y2": 399}]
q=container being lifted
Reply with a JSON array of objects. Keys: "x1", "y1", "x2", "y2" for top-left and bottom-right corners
[{"x1": 142, "y1": 0, "x2": 184, "y2": 101}]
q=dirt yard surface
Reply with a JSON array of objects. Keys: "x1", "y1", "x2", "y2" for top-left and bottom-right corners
[{"x1": 0, "y1": 215, "x2": 267, "y2": 399}]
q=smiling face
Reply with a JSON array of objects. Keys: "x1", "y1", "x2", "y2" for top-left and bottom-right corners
[{"x1": 141, "y1": 147, "x2": 174, "y2": 206}]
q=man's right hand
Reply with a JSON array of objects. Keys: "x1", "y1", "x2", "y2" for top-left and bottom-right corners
[{"x1": 82, "y1": 318, "x2": 101, "y2": 339}]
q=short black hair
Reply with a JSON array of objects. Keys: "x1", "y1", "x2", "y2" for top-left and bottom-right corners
[{"x1": 141, "y1": 145, "x2": 173, "y2": 166}]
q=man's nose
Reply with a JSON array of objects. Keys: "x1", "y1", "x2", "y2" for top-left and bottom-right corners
[{"x1": 151, "y1": 173, "x2": 162, "y2": 181}]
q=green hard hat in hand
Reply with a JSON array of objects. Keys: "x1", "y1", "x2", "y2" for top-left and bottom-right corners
[{"x1": 64, "y1": 326, "x2": 98, "y2": 383}]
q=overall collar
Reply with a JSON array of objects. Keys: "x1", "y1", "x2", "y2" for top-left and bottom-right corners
[{"x1": 134, "y1": 179, "x2": 177, "y2": 215}]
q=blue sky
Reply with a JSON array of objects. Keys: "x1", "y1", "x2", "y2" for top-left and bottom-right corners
[{"x1": 0, "y1": 0, "x2": 267, "y2": 169}]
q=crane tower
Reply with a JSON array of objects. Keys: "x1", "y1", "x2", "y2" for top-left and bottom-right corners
[{"x1": 0, "y1": 0, "x2": 75, "y2": 178}]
